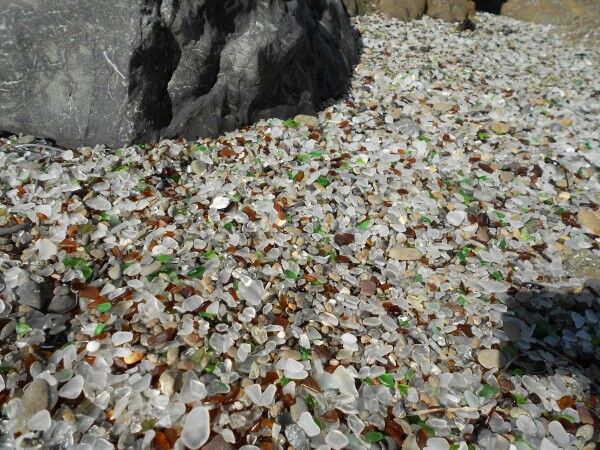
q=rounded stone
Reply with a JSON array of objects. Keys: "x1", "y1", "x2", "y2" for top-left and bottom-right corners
[
  {"x1": 389, "y1": 246, "x2": 423, "y2": 261},
  {"x1": 477, "y1": 349, "x2": 505, "y2": 369},
  {"x1": 491, "y1": 122, "x2": 510, "y2": 135},
  {"x1": 578, "y1": 208, "x2": 600, "y2": 236},
  {"x1": 293, "y1": 114, "x2": 319, "y2": 128}
]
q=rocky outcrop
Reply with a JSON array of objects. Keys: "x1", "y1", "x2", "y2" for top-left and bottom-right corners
[
  {"x1": 500, "y1": 0, "x2": 592, "y2": 25},
  {"x1": 345, "y1": 0, "x2": 475, "y2": 22},
  {"x1": 348, "y1": 0, "x2": 597, "y2": 25},
  {"x1": 0, "y1": 0, "x2": 359, "y2": 149},
  {"x1": 427, "y1": 0, "x2": 475, "y2": 22},
  {"x1": 342, "y1": 0, "x2": 377, "y2": 15},
  {"x1": 379, "y1": 0, "x2": 427, "y2": 21}
]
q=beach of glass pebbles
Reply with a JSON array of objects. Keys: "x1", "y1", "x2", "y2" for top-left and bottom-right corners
[{"x1": 1, "y1": 12, "x2": 599, "y2": 450}]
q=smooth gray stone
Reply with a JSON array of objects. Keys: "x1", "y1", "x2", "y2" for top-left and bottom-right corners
[
  {"x1": 0, "y1": 0, "x2": 359, "y2": 149},
  {"x1": 16, "y1": 279, "x2": 52, "y2": 310},
  {"x1": 47, "y1": 294, "x2": 76, "y2": 314}
]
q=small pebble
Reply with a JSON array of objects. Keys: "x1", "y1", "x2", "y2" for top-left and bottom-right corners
[
  {"x1": 36, "y1": 239, "x2": 57, "y2": 260},
  {"x1": 477, "y1": 349, "x2": 505, "y2": 369},
  {"x1": 297, "y1": 412, "x2": 321, "y2": 437},
  {"x1": 111, "y1": 331, "x2": 133, "y2": 346},
  {"x1": 325, "y1": 430, "x2": 349, "y2": 449},
  {"x1": 210, "y1": 196, "x2": 230, "y2": 209},
  {"x1": 85, "y1": 196, "x2": 112, "y2": 211},
  {"x1": 578, "y1": 208, "x2": 600, "y2": 236},
  {"x1": 576, "y1": 424, "x2": 594, "y2": 441},
  {"x1": 58, "y1": 375, "x2": 84, "y2": 399},
  {"x1": 491, "y1": 122, "x2": 510, "y2": 134},
  {"x1": 27, "y1": 410, "x2": 52, "y2": 431},
  {"x1": 389, "y1": 246, "x2": 423, "y2": 261},
  {"x1": 294, "y1": 114, "x2": 319, "y2": 128},
  {"x1": 446, "y1": 210, "x2": 467, "y2": 226},
  {"x1": 182, "y1": 406, "x2": 210, "y2": 449}
]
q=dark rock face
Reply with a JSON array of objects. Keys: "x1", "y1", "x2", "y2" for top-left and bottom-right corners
[{"x1": 0, "y1": 0, "x2": 359, "y2": 149}]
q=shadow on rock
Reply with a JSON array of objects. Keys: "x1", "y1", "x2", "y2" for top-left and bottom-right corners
[{"x1": 473, "y1": 0, "x2": 507, "y2": 14}]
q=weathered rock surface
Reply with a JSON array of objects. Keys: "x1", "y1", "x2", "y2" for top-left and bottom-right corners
[
  {"x1": 345, "y1": 0, "x2": 474, "y2": 22},
  {"x1": 0, "y1": 0, "x2": 358, "y2": 149},
  {"x1": 344, "y1": 0, "x2": 598, "y2": 28},
  {"x1": 427, "y1": 0, "x2": 475, "y2": 22},
  {"x1": 500, "y1": 0, "x2": 592, "y2": 25},
  {"x1": 378, "y1": 0, "x2": 427, "y2": 21},
  {"x1": 342, "y1": 0, "x2": 377, "y2": 15}
]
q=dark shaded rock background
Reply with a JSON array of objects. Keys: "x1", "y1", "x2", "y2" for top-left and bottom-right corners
[{"x1": 0, "y1": 0, "x2": 358, "y2": 149}]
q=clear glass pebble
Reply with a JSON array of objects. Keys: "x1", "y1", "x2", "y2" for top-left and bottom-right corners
[
  {"x1": 325, "y1": 430, "x2": 349, "y2": 449},
  {"x1": 297, "y1": 411, "x2": 321, "y2": 437},
  {"x1": 27, "y1": 409, "x2": 51, "y2": 431},
  {"x1": 58, "y1": 375, "x2": 84, "y2": 399},
  {"x1": 182, "y1": 406, "x2": 210, "y2": 449},
  {"x1": 111, "y1": 331, "x2": 133, "y2": 346}
]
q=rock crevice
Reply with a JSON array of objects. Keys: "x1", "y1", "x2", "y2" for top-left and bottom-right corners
[{"x1": 128, "y1": 0, "x2": 182, "y2": 143}]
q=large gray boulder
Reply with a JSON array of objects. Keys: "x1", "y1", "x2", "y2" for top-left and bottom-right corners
[{"x1": 0, "y1": 0, "x2": 358, "y2": 149}]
